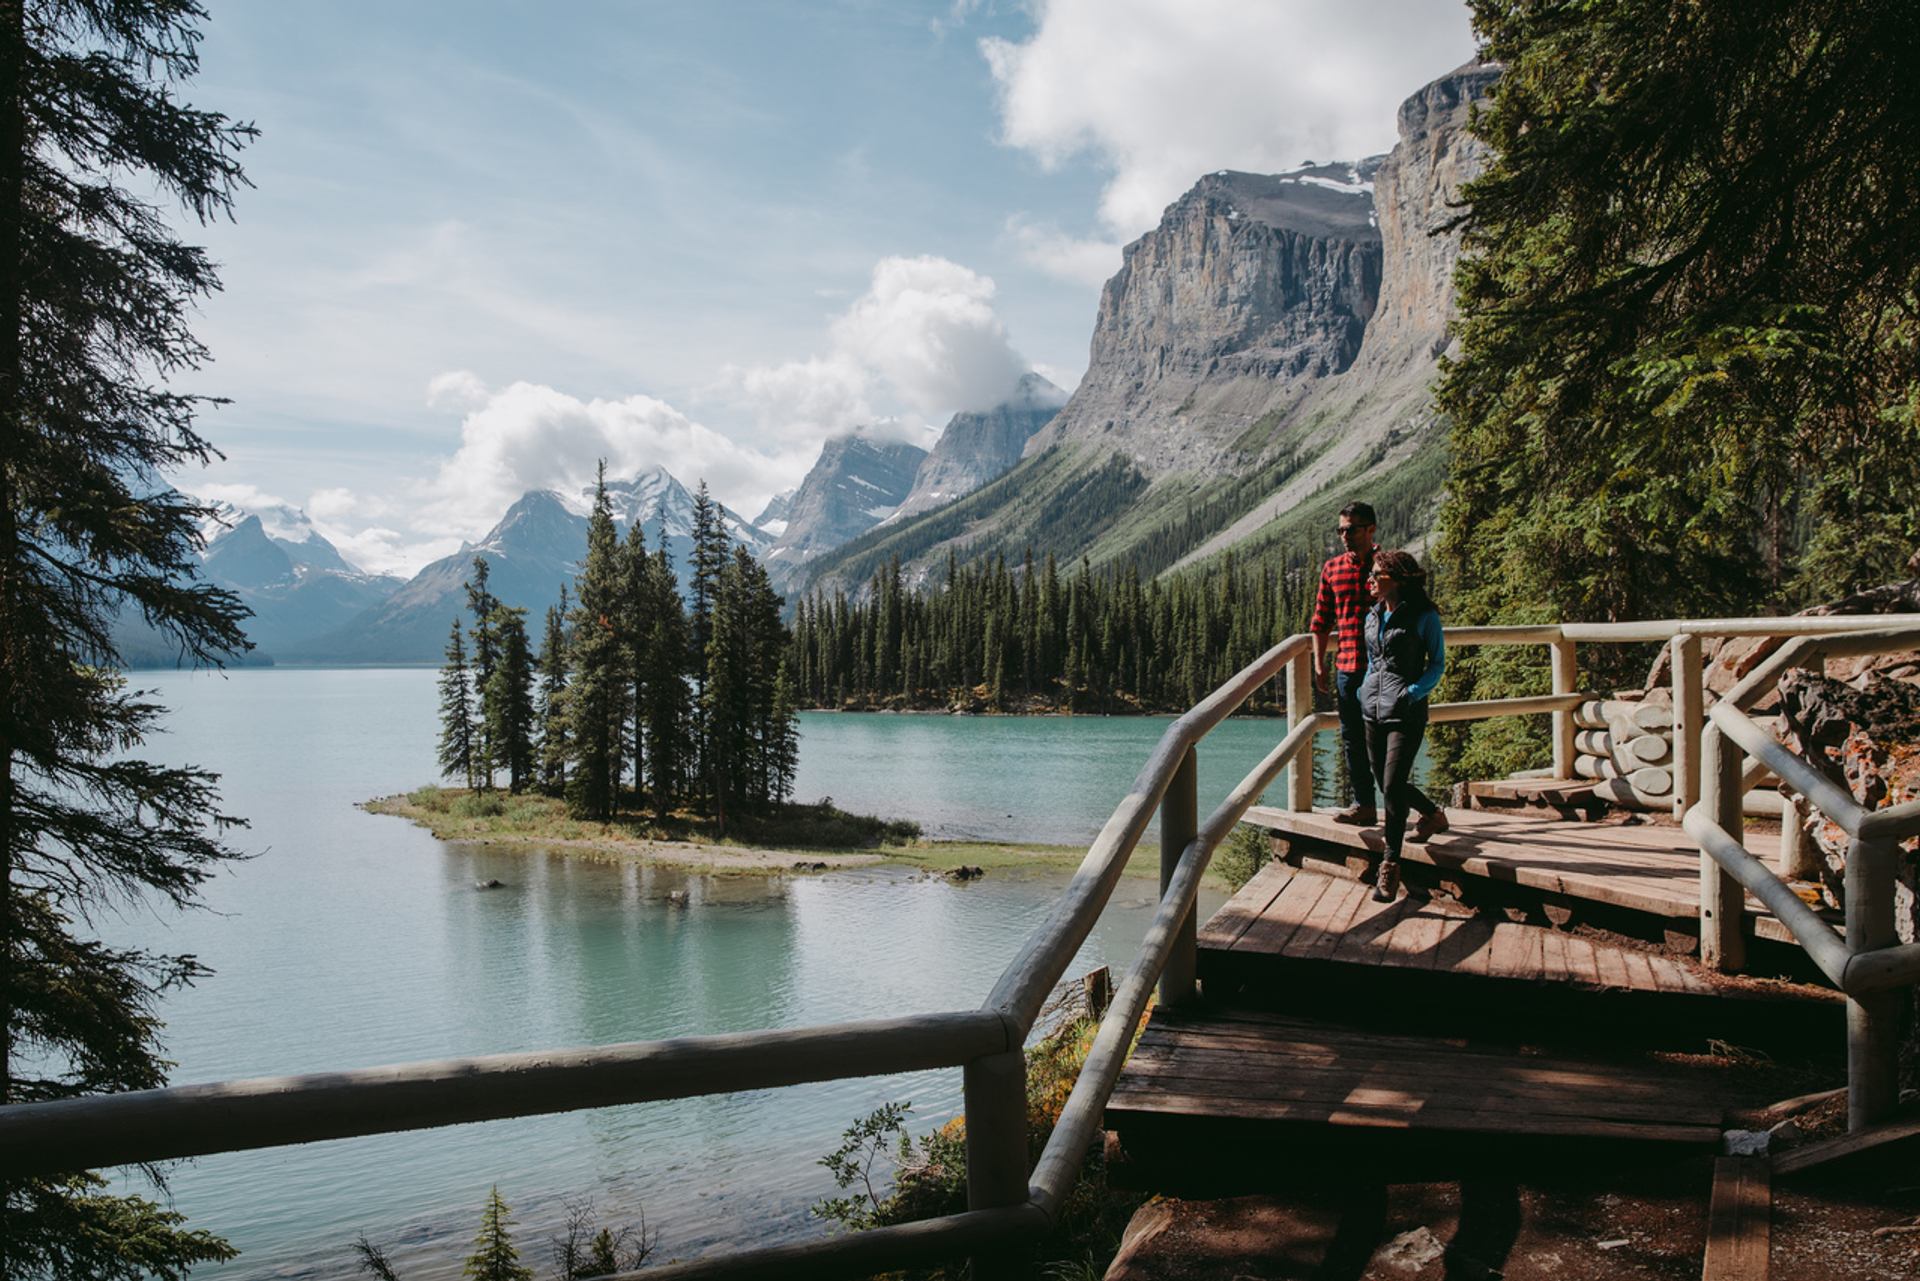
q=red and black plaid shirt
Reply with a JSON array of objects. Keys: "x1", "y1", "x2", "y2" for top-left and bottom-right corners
[{"x1": 1309, "y1": 548, "x2": 1374, "y2": 674}]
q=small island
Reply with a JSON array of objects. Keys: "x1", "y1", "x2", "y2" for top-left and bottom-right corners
[{"x1": 364, "y1": 785, "x2": 1197, "y2": 883}]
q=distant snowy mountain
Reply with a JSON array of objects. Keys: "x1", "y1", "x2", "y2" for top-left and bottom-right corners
[
  {"x1": 116, "y1": 500, "x2": 401, "y2": 667},
  {"x1": 763, "y1": 434, "x2": 927, "y2": 590},
  {"x1": 198, "y1": 511, "x2": 403, "y2": 658},
  {"x1": 753, "y1": 488, "x2": 797, "y2": 539},
  {"x1": 289, "y1": 466, "x2": 774, "y2": 664},
  {"x1": 887, "y1": 373, "x2": 1066, "y2": 524}
]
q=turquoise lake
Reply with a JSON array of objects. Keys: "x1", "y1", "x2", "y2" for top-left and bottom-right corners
[{"x1": 107, "y1": 668, "x2": 1335, "y2": 1278}]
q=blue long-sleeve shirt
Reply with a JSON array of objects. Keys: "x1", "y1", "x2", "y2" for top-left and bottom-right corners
[{"x1": 1390, "y1": 605, "x2": 1446, "y2": 701}]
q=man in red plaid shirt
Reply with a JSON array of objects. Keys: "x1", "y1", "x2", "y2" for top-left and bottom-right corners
[{"x1": 1310, "y1": 501, "x2": 1378, "y2": 824}]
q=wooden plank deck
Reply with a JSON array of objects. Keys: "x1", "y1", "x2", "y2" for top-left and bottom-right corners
[
  {"x1": 1241, "y1": 804, "x2": 1838, "y2": 947},
  {"x1": 1197, "y1": 864, "x2": 1842, "y2": 1056},
  {"x1": 1202, "y1": 862, "x2": 1717, "y2": 995},
  {"x1": 1107, "y1": 1005, "x2": 1736, "y2": 1151}
]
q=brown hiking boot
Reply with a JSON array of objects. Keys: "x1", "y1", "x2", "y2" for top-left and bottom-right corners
[
  {"x1": 1410, "y1": 809, "x2": 1451, "y2": 844},
  {"x1": 1332, "y1": 804, "x2": 1378, "y2": 826},
  {"x1": 1372, "y1": 856, "x2": 1401, "y2": 902}
]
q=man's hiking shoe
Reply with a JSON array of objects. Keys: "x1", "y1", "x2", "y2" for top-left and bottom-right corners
[
  {"x1": 1410, "y1": 810, "x2": 1451, "y2": 844},
  {"x1": 1333, "y1": 804, "x2": 1378, "y2": 826}
]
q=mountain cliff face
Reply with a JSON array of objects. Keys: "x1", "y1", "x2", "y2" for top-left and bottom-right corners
[
  {"x1": 764, "y1": 434, "x2": 928, "y2": 588},
  {"x1": 1024, "y1": 161, "x2": 1384, "y2": 474},
  {"x1": 889, "y1": 373, "x2": 1066, "y2": 523},
  {"x1": 793, "y1": 61, "x2": 1496, "y2": 601}
]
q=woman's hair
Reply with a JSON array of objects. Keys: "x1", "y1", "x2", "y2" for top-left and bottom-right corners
[{"x1": 1372, "y1": 548, "x2": 1427, "y2": 584}]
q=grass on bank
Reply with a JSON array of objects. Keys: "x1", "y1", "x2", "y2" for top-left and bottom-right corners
[{"x1": 364, "y1": 786, "x2": 1219, "y2": 884}]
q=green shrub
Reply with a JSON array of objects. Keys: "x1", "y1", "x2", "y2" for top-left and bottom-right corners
[
  {"x1": 814, "y1": 1013, "x2": 1142, "y2": 1276},
  {"x1": 452, "y1": 792, "x2": 508, "y2": 819},
  {"x1": 408, "y1": 785, "x2": 452, "y2": 813}
]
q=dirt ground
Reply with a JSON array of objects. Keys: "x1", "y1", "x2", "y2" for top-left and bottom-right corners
[{"x1": 1104, "y1": 1161, "x2": 1920, "y2": 1280}]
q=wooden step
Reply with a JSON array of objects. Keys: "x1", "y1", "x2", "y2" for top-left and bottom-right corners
[
  {"x1": 1241, "y1": 804, "x2": 1839, "y2": 948},
  {"x1": 1106, "y1": 1003, "x2": 1753, "y2": 1186}
]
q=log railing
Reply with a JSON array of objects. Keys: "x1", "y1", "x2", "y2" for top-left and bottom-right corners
[{"x1": 4, "y1": 614, "x2": 1918, "y2": 1276}]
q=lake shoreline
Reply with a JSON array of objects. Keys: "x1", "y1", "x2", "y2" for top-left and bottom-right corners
[{"x1": 361, "y1": 788, "x2": 1187, "y2": 882}]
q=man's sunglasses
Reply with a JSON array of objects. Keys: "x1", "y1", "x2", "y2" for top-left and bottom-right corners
[{"x1": 1336, "y1": 525, "x2": 1375, "y2": 538}]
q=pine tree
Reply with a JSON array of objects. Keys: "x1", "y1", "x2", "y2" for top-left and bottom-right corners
[
  {"x1": 1, "y1": 2, "x2": 255, "y2": 1274},
  {"x1": 438, "y1": 620, "x2": 477, "y2": 789},
  {"x1": 641, "y1": 549, "x2": 691, "y2": 819},
  {"x1": 483, "y1": 606, "x2": 535, "y2": 793},
  {"x1": 769, "y1": 661, "x2": 800, "y2": 805},
  {"x1": 462, "y1": 1187, "x2": 532, "y2": 1281},
  {"x1": 619, "y1": 521, "x2": 653, "y2": 800},
  {"x1": 465, "y1": 558, "x2": 500, "y2": 788},
  {"x1": 1433, "y1": 0, "x2": 1920, "y2": 779},
  {"x1": 535, "y1": 589, "x2": 569, "y2": 798},
  {"x1": 566, "y1": 468, "x2": 623, "y2": 820}
]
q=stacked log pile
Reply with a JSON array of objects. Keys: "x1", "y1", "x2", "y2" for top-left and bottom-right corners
[{"x1": 1572, "y1": 698, "x2": 1676, "y2": 809}]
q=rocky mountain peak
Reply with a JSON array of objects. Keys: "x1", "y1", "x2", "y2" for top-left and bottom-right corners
[
  {"x1": 889, "y1": 373, "x2": 1067, "y2": 524},
  {"x1": 765, "y1": 432, "x2": 928, "y2": 585},
  {"x1": 1024, "y1": 156, "x2": 1387, "y2": 474}
]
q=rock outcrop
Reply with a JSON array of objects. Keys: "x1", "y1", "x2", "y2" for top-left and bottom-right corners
[
  {"x1": 889, "y1": 373, "x2": 1066, "y2": 522},
  {"x1": 1026, "y1": 161, "x2": 1385, "y2": 475}
]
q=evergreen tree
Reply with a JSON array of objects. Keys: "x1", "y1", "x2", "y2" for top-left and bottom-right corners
[
  {"x1": 1433, "y1": 0, "x2": 1920, "y2": 779},
  {"x1": 535, "y1": 589, "x2": 569, "y2": 798},
  {"x1": 640, "y1": 549, "x2": 691, "y2": 819},
  {"x1": 1, "y1": 2, "x2": 254, "y2": 1274},
  {"x1": 769, "y1": 661, "x2": 800, "y2": 805},
  {"x1": 566, "y1": 468, "x2": 623, "y2": 820},
  {"x1": 438, "y1": 620, "x2": 477, "y2": 789},
  {"x1": 462, "y1": 1187, "x2": 532, "y2": 1281},
  {"x1": 483, "y1": 606, "x2": 535, "y2": 793},
  {"x1": 465, "y1": 558, "x2": 500, "y2": 788},
  {"x1": 619, "y1": 521, "x2": 653, "y2": 799}
]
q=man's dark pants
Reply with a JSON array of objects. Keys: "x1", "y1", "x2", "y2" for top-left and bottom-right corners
[{"x1": 1335, "y1": 668, "x2": 1377, "y2": 810}]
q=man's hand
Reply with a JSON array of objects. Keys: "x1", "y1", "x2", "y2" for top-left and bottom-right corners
[{"x1": 1313, "y1": 662, "x2": 1329, "y2": 694}]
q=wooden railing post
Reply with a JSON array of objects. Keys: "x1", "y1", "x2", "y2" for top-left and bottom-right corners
[
  {"x1": 1158, "y1": 746, "x2": 1199, "y2": 1008},
  {"x1": 1672, "y1": 634, "x2": 1704, "y2": 818},
  {"x1": 1285, "y1": 652, "x2": 1314, "y2": 811},
  {"x1": 1699, "y1": 727, "x2": 1747, "y2": 972},
  {"x1": 1776, "y1": 796, "x2": 1819, "y2": 880},
  {"x1": 1845, "y1": 837, "x2": 1900, "y2": 1130},
  {"x1": 1550, "y1": 636, "x2": 1578, "y2": 779},
  {"x1": 965, "y1": 1047, "x2": 1031, "y2": 1277}
]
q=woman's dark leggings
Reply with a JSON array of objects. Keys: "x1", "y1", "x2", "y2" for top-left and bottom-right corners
[{"x1": 1366, "y1": 707, "x2": 1437, "y2": 860}]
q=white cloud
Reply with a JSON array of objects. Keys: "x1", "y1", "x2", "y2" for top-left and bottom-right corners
[
  {"x1": 426, "y1": 369, "x2": 492, "y2": 412},
  {"x1": 305, "y1": 487, "x2": 362, "y2": 522},
  {"x1": 730, "y1": 254, "x2": 1030, "y2": 440},
  {"x1": 1002, "y1": 215, "x2": 1123, "y2": 286},
  {"x1": 424, "y1": 381, "x2": 813, "y2": 539},
  {"x1": 983, "y1": 0, "x2": 1477, "y2": 237}
]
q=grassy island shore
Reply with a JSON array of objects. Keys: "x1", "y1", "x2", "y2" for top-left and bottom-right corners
[{"x1": 363, "y1": 786, "x2": 1201, "y2": 883}]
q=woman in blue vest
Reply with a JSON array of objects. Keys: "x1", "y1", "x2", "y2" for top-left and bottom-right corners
[{"x1": 1357, "y1": 548, "x2": 1449, "y2": 901}]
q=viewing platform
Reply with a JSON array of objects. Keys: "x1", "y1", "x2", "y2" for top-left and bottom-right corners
[
  {"x1": 1241, "y1": 802, "x2": 1841, "y2": 948},
  {"x1": 1105, "y1": 861, "x2": 1842, "y2": 1189}
]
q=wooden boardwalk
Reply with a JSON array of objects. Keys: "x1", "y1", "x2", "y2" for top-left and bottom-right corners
[
  {"x1": 1105, "y1": 860, "x2": 1841, "y2": 1184},
  {"x1": 1242, "y1": 803, "x2": 1839, "y2": 946},
  {"x1": 1201, "y1": 861, "x2": 1716, "y2": 994}
]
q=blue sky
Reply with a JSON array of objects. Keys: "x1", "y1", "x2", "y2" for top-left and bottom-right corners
[{"x1": 182, "y1": 0, "x2": 1476, "y2": 574}]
